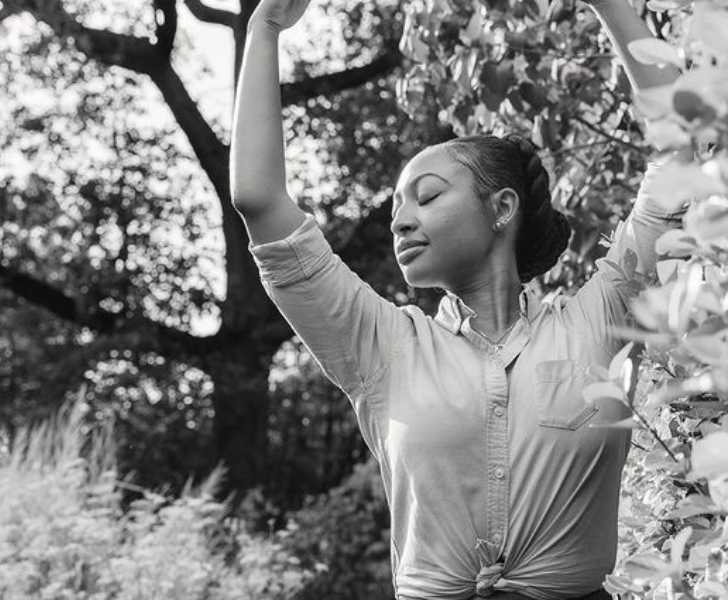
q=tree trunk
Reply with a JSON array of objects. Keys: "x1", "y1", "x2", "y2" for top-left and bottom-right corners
[{"x1": 204, "y1": 341, "x2": 273, "y2": 501}]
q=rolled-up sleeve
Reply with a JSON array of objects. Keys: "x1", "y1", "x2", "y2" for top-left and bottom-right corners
[
  {"x1": 567, "y1": 157, "x2": 687, "y2": 343},
  {"x1": 249, "y1": 212, "x2": 408, "y2": 400}
]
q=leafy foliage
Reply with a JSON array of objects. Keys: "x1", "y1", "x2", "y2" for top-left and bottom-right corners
[
  {"x1": 397, "y1": 0, "x2": 661, "y2": 292},
  {"x1": 0, "y1": 396, "x2": 317, "y2": 599},
  {"x1": 282, "y1": 458, "x2": 393, "y2": 600},
  {"x1": 396, "y1": 0, "x2": 728, "y2": 597}
]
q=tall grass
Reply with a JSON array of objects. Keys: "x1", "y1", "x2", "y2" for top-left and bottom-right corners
[{"x1": 0, "y1": 391, "x2": 314, "y2": 599}]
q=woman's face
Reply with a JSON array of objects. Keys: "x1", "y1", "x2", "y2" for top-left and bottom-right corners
[{"x1": 391, "y1": 146, "x2": 501, "y2": 290}]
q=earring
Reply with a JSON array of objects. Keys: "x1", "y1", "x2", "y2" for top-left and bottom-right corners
[{"x1": 493, "y1": 219, "x2": 505, "y2": 232}]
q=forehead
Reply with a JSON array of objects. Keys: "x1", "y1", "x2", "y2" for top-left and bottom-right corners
[{"x1": 394, "y1": 146, "x2": 461, "y2": 193}]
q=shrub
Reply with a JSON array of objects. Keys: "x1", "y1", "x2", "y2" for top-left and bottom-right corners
[
  {"x1": 0, "y1": 394, "x2": 315, "y2": 600},
  {"x1": 397, "y1": 0, "x2": 728, "y2": 597},
  {"x1": 282, "y1": 458, "x2": 393, "y2": 600}
]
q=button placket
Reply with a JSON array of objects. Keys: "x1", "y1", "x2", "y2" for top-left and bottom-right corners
[{"x1": 484, "y1": 352, "x2": 509, "y2": 553}]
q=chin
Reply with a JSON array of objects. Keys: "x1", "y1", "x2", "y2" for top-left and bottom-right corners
[{"x1": 399, "y1": 264, "x2": 440, "y2": 289}]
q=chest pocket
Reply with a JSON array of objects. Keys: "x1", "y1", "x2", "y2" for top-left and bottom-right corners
[{"x1": 534, "y1": 359, "x2": 598, "y2": 430}]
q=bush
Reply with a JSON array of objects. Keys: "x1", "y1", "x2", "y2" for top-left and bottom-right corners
[
  {"x1": 282, "y1": 458, "x2": 393, "y2": 600},
  {"x1": 0, "y1": 395, "x2": 316, "y2": 600},
  {"x1": 397, "y1": 0, "x2": 728, "y2": 597}
]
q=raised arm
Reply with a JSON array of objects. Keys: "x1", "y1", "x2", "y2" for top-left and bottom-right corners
[
  {"x1": 586, "y1": 0, "x2": 680, "y2": 92},
  {"x1": 230, "y1": 0, "x2": 309, "y2": 244},
  {"x1": 232, "y1": 0, "x2": 413, "y2": 457},
  {"x1": 567, "y1": 1, "x2": 686, "y2": 343}
]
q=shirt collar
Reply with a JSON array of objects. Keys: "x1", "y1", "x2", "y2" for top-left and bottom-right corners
[{"x1": 433, "y1": 284, "x2": 541, "y2": 337}]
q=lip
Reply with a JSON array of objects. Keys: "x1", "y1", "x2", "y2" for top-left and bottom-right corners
[{"x1": 396, "y1": 243, "x2": 427, "y2": 265}]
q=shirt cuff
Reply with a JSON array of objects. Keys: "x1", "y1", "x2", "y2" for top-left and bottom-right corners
[
  {"x1": 632, "y1": 158, "x2": 688, "y2": 223},
  {"x1": 248, "y1": 212, "x2": 333, "y2": 287}
]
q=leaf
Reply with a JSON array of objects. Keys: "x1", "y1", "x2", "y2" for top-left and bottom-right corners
[
  {"x1": 603, "y1": 573, "x2": 646, "y2": 595},
  {"x1": 668, "y1": 264, "x2": 703, "y2": 334},
  {"x1": 709, "y1": 473, "x2": 728, "y2": 512},
  {"x1": 609, "y1": 342, "x2": 635, "y2": 382},
  {"x1": 645, "y1": 118, "x2": 691, "y2": 151},
  {"x1": 684, "y1": 195, "x2": 728, "y2": 247},
  {"x1": 694, "y1": 581, "x2": 728, "y2": 600},
  {"x1": 647, "y1": 0, "x2": 691, "y2": 10},
  {"x1": 634, "y1": 84, "x2": 675, "y2": 120},
  {"x1": 683, "y1": 329, "x2": 728, "y2": 366},
  {"x1": 395, "y1": 66, "x2": 428, "y2": 118},
  {"x1": 673, "y1": 90, "x2": 717, "y2": 123},
  {"x1": 622, "y1": 551, "x2": 670, "y2": 583},
  {"x1": 630, "y1": 284, "x2": 674, "y2": 331},
  {"x1": 448, "y1": 48, "x2": 478, "y2": 95},
  {"x1": 655, "y1": 230, "x2": 696, "y2": 258},
  {"x1": 609, "y1": 325, "x2": 673, "y2": 347},
  {"x1": 689, "y1": 542, "x2": 719, "y2": 571},
  {"x1": 670, "y1": 526, "x2": 692, "y2": 569},
  {"x1": 628, "y1": 38, "x2": 683, "y2": 68},
  {"x1": 460, "y1": 8, "x2": 484, "y2": 46},
  {"x1": 398, "y1": 11, "x2": 430, "y2": 63},
  {"x1": 694, "y1": 286, "x2": 725, "y2": 315},
  {"x1": 583, "y1": 367, "x2": 608, "y2": 386},
  {"x1": 674, "y1": 67, "x2": 728, "y2": 118},
  {"x1": 689, "y1": 431, "x2": 728, "y2": 480},
  {"x1": 689, "y1": 3, "x2": 728, "y2": 58},
  {"x1": 666, "y1": 494, "x2": 718, "y2": 519},
  {"x1": 656, "y1": 259, "x2": 683, "y2": 285},
  {"x1": 583, "y1": 381, "x2": 624, "y2": 405},
  {"x1": 588, "y1": 417, "x2": 638, "y2": 429},
  {"x1": 643, "y1": 158, "x2": 726, "y2": 213}
]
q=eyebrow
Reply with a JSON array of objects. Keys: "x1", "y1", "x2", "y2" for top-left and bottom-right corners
[{"x1": 392, "y1": 172, "x2": 450, "y2": 205}]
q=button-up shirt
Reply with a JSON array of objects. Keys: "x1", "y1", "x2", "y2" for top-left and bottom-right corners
[{"x1": 248, "y1": 159, "x2": 683, "y2": 600}]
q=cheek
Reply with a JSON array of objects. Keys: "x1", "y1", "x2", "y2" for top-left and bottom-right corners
[{"x1": 429, "y1": 209, "x2": 491, "y2": 259}]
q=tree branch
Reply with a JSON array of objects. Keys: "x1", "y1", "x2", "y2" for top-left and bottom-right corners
[
  {"x1": 184, "y1": 0, "x2": 236, "y2": 27},
  {"x1": 7, "y1": 0, "x2": 160, "y2": 73},
  {"x1": 0, "y1": 263, "x2": 215, "y2": 354},
  {"x1": 280, "y1": 50, "x2": 402, "y2": 105},
  {"x1": 573, "y1": 114, "x2": 644, "y2": 153},
  {"x1": 10, "y1": 2, "x2": 229, "y2": 219},
  {"x1": 153, "y1": 0, "x2": 178, "y2": 60}
]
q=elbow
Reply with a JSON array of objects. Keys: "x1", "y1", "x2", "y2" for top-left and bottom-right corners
[
  {"x1": 230, "y1": 185, "x2": 288, "y2": 217},
  {"x1": 230, "y1": 183, "x2": 266, "y2": 215},
  {"x1": 230, "y1": 189, "x2": 254, "y2": 215}
]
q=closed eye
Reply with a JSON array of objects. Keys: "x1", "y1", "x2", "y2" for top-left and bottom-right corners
[{"x1": 419, "y1": 192, "x2": 440, "y2": 205}]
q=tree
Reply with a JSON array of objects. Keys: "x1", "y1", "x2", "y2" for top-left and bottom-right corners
[{"x1": 0, "y1": 0, "x2": 441, "y2": 498}]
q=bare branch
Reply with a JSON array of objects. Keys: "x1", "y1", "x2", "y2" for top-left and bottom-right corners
[
  {"x1": 280, "y1": 50, "x2": 402, "y2": 105},
  {"x1": 573, "y1": 114, "x2": 644, "y2": 153},
  {"x1": 184, "y1": 0, "x2": 236, "y2": 27}
]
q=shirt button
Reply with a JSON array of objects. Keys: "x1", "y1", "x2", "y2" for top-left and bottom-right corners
[
  {"x1": 492, "y1": 533, "x2": 502, "y2": 543},
  {"x1": 494, "y1": 467, "x2": 505, "y2": 480},
  {"x1": 493, "y1": 406, "x2": 504, "y2": 417}
]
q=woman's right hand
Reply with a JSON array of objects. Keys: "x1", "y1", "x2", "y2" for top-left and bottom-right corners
[{"x1": 249, "y1": 0, "x2": 313, "y2": 33}]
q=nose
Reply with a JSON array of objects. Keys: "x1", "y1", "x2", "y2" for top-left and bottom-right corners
[{"x1": 390, "y1": 200, "x2": 418, "y2": 236}]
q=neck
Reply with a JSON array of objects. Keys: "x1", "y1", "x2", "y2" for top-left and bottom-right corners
[{"x1": 449, "y1": 265, "x2": 523, "y2": 343}]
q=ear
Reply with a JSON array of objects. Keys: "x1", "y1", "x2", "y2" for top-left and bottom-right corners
[{"x1": 489, "y1": 187, "x2": 520, "y2": 228}]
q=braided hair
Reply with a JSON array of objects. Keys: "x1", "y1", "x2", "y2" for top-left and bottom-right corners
[{"x1": 441, "y1": 134, "x2": 571, "y2": 283}]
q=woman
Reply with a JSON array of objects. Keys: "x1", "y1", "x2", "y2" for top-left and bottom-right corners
[{"x1": 230, "y1": 0, "x2": 683, "y2": 598}]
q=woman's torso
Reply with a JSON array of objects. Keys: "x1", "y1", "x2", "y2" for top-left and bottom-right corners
[{"x1": 375, "y1": 289, "x2": 631, "y2": 600}]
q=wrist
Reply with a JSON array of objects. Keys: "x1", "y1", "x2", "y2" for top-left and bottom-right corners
[{"x1": 247, "y1": 16, "x2": 282, "y2": 36}]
